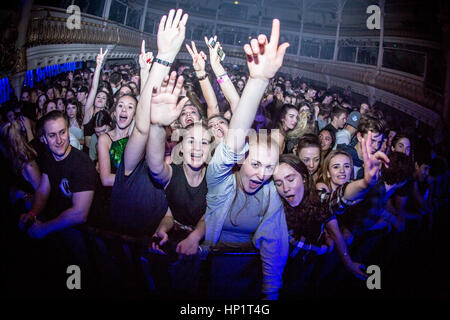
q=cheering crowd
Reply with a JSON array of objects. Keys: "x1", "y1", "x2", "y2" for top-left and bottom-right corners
[{"x1": 1, "y1": 8, "x2": 449, "y2": 300}]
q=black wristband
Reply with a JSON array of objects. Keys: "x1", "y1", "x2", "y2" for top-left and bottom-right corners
[
  {"x1": 154, "y1": 57, "x2": 172, "y2": 67},
  {"x1": 196, "y1": 72, "x2": 208, "y2": 81}
]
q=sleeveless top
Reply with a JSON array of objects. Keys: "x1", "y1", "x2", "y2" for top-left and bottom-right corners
[
  {"x1": 165, "y1": 164, "x2": 207, "y2": 227},
  {"x1": 69, "y1": 125, "x2": 84, "y2": 141},
  {"x1": 107, "y1": 133, "x2": 129, "y2": 174}
]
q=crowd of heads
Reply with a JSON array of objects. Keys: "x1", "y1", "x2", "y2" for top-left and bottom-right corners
[{"x1": 1, "y1": 11, "x2": 448, "y2": 299}]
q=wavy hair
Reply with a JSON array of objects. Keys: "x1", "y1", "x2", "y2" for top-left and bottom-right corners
[
  {"x1": 278, "y1": 154, "x2": 330, "y2": 242},
  {"x1": 6, "y1": 121, "x2": 37, "y2": 174}
]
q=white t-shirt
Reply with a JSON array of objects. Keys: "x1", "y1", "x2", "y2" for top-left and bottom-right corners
[{"x1": 334, "y1": 129, "x2": 351, "y2": 149}]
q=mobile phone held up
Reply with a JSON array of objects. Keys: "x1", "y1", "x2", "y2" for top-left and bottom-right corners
[{"x1": 209, "y1": 37, "x2": 226, "y2": 61}]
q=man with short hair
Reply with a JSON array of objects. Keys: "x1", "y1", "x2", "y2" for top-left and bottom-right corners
[
  {"x1": 338, "y1": 114, "x2": 386, "y2": 179},
  {"x1": 19, "y1": 110, "x2": 97, "y2": 244},
  {"x1": 335, "y1": 110, "x2": 361, "y2": 148},
  {"x1": 323, "y1": 105, "x2": 349, "y2": 136}
]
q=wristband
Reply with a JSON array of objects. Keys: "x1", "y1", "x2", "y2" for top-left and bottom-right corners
[
  {"x1": 153, "y1": 57, "x2": 172, "y2": 67},
  {"x1": 217, "y1": 74, "x2": 230, "y2": 84},
  {"x1": 197, "y1": 73, "x2": 208, "y2": 81},
  {"x1": 217, "y1": 72, "x2": 228, "y2": 78}
]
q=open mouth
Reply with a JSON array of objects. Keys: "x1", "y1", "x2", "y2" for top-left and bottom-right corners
[
  {"x1": 249, "y1": 179, "x2": 263, "y2": 189},
  {"x1": 119, "y1": 114, "x2": 128, "y2": 123},
  {"x1": 185, "y1": 117, "x2": 194, "y2": 125},
  {"x1": 190, "y1": 153, "x2": 203, "y2": 161},
  {"x1": 215, "y1": 127, "x2": 224, "y2": 137},
  {"x1": 284, "y1": 194, "x2": 296, "y2": 202}
]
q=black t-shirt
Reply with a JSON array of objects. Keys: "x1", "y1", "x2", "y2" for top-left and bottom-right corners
[
  {"x1": 40, "y1": 147, "x2": 98, "y2": 221},
  {"x1": 84, "y1": 116, "x2": 95, "y2": 137},
  {"x1": 323, "y1": 123, "x2": 338, "y2": 136},
  {"x1": 165, "y1": 164, "x2": 207, "y2": 227},
  {"x1": 110, "y1": 157, "x2": 168, "y2": 237}
]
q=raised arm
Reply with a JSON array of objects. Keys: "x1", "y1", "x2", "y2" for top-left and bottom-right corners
[
  {"x1": 146, "y1": 71, "x2": 188, "y2": 186},
  {"x1": 138, "y1": 40, "x2": 153, "y2": 95},
  {"x1": 124, "y1": 9, "x2": 189, "y2": 176},
  {"x1": 83, "y1": 48, "x2": 108, "y2": 124},
  {"x1": 186, "y1": 41, "x2": 219, "y2": 117},
  {"x1": 225, "y1": 20, "x2": 289, "y2": 153},
  {"x1": 342, "y1": 130, "x2": 390, "y2": 202},
  {"x1": 205, "y1": 36, "x2": 240, "y2": 113}
]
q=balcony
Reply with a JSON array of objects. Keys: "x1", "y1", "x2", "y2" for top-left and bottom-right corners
[{"x1": 22, "y1": 5, "x2": 443, "y2": 126}]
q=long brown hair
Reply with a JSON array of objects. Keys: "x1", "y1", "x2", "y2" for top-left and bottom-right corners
[
  {"x1": 6, "y1": 121, "x2": 37, "y2": 174},
  {"x1": 278, "y1": 154, "x2": 330, "y2": 241}
]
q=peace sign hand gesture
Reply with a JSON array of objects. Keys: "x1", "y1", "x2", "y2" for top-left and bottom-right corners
[
  {"x1": 185, "y1": 41, "x2": 207, "y2": 72},
  {"x1": 96, "y1": 48, "x2": 108, "y2": 66},
  {"x1": 362, "y1": 131, "x2": 390, "y2": 187},
  {"x1": 150, "y1": 71, "x2": 189, "y2": 127},
  {"x1": 243, "y1": 19, "x2": 290, "y2": 81},
  {"x1": 139, "y1": 40, "x2": 154, "y2": 70}
]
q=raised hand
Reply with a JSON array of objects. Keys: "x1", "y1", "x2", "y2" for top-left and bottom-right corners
[
  {"x1": 243, "y1": 19, "x2": 289, "y2": 81},
  {"x1": 186, "y1": 41, "x2": 207, "y2": 72},
  {"x1": 150, "y1": 71, "x2": 189, "y2": 127},
  {"x1": 96, "y1": 47, "x2": 108, "y2": 66},
  {"x1": 204, "y1": 35, "x2": 222, "y2": 68},
  {"x1": 139, "y1": 40, "x2": 154, "y2": 70},
  {"x1": 157, "y1": 8, "x2": 189, "y2": 60},
  {"x1": 362, "y1": 130, "x2": 390, "y2": 187}
]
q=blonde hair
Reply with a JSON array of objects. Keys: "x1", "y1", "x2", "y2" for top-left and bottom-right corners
[
  {"x1": 286, "y1": 110, "x2": 315, "y2": 139},
  {"x1": 228, "y1": 131, "x2": 279, "y2": 226}
]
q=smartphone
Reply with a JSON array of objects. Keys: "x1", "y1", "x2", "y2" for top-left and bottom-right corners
[{"x1": 209, "y1": 37, "x2": 226, "y2": 61}]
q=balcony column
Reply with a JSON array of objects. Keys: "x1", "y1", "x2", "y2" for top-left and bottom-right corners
[
  {"x1": 140, "y1": 0, "x2": 149, "y2": 32},
  {"x1": 213, "y1": 0, "x2": 220, "y2": 35},
  {"x1": 355, "y1": 45, "x2": 359, "y2": 63},
  {"x1": 333, "y1": 0, "x2": 347, "y2": 61},
  {"x1": 102, "y1": 0, "x2": 112, "y2": 19},
  {"x1": 376, "y1": 0, "x2": 385, "y2": 69},
  {"x1": 297, "y1": 0, "x2": 306, "y2": 56},
  {"x1": 124, "y1": 6, "x2": 129, "y2": 25}
]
